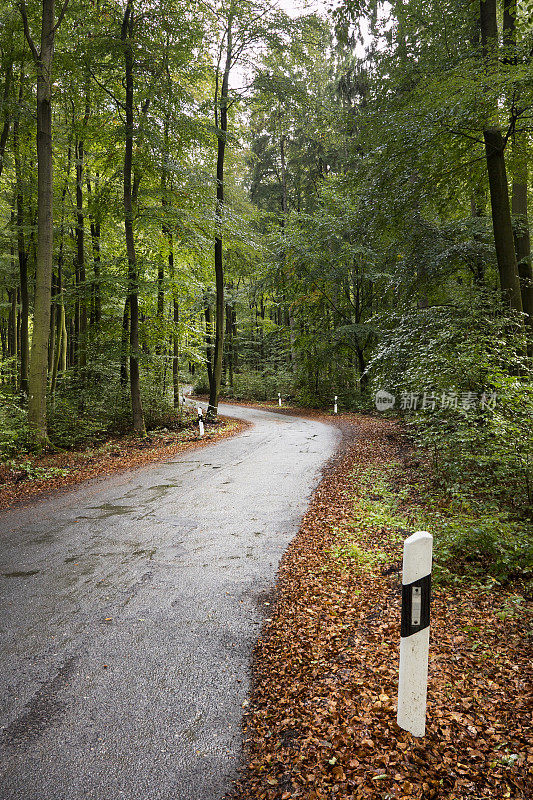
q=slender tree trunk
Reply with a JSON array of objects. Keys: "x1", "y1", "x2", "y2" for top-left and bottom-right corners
[
  {"x1": 86, "y1": 173, "x2": 102, "y2": 326},
  {"x1": 479, "y1": 0, "x2": 523, "y2": 316},
  {"x1": 0, "y1": 52, "x2": 13, "y2": 182},
  {"x1": 511, "y1": 165, "x2": 533, "y2": 329},
  {"x1": 51, "y1": 260, "x2": 65, "y2": 399},
  {"x1": 75, "y1": 128, "x2": 88, "y2": 371},
  {"x1": 120, "y1": 297, "x2": 129, "y2": 388},
  {"x1": 280, "y1": 133, "x2": 296, "y2": 371},
  {"x1": 209, "y1": 11, "x2": 234, "y2": 418},
  {"x1": 48, "y1": 270, "x2": 56, "y2": 372},
  {"x1": 8, "y1": 206, "x2": 18, "y2": 389},
  {"x1": 205, "y1": 302, "x2": 214, "y2": 388},
  {"x1": 122, "y1": 0, "x2": 145, "y2": 434},
  {"x1": 502, "y1": 0, "x2": 533, "y2": 333},
  {"x1": 226, "y1": 294, "x2": 233, "y2": 389},
  {"x1": 13, "y1": 77, "x2": 29, "y2": 399},
  {"x1": 171, "y1": 252, "x2": 179, "y2": 410}
]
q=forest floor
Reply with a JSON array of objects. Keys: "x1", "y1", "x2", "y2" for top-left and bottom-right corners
[
  {"x1": 0, "y1": 414, "x2": 248, "y2": 511},
  {"x1": 225, "y1": 410, "x2": 531, "y2": 800}
]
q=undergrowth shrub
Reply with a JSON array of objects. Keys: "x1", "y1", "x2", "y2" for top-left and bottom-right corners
[
  {"x1": 370, "y1": 301, "x2": 533, "y2": 511},
  {"x1": 0, "y1": 390, "x2": 31, "y2": 457},
  {"x1": 195, "y1": 369, "x2": 294, "y2": 402}
]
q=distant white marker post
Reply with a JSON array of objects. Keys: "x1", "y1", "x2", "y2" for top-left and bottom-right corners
[
  {"x1": 278, "y1": 393, "x2": 282, "y2": 407},
  {"x1": 397, "y1": 530, "x2": 433, "y2": 737},
  {"x1": 334, "y1": 395, "x2": 338, "y2": 414},
  {"x1": 197, "y1": 407, "x2": 204, "y2": 437}
]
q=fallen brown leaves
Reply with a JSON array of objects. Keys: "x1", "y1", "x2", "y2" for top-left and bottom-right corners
[
  {"x1": 229, "y1": 414, "x2": 532, "y2": 800},
  {"x1": 0, "y1": 416, "x2": 248, "y2": 511}
]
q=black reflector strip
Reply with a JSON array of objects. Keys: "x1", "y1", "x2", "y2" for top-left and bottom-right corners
[{"x1": 401, "y1": 573, "x2": 431, "y2": 637}]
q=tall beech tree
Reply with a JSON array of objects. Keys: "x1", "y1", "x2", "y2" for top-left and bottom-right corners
[
  {"x1": 206, "y1": 0, "x2": 282, "y2": 418},
  {"x1": 19, "y1": 0, "x2": 69, "y2": 443},
  {"x1": 479, "y1": 0, "x2": 523, "y2": 317},
  {"x1": 121, "y1": 0, "x2": 146, "y2": 434}
]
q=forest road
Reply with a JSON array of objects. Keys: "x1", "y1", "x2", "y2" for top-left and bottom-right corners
[{"x1": 0, "y1": 403, "x2": 339, "y2": 800}]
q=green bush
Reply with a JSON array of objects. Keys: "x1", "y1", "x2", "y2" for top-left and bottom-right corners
[
  {"x1": 0, "y1": 391, "x2": 31, "y2": 457},
  {"x1": 370, "y1": 301, "x2": 533, "y2": 511},
  {"x1": 430, "y1": 502, "x2": 533, "y2": 583}
]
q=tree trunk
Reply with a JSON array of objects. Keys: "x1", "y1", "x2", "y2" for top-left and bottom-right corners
[
  {"x1": 13, "y1": 71, "x2": 29, "y2": 399},
  {"x1": 280, "y1": 133, "x2": 297, "y2": 371},
  {"x1": 511, "y1": 167, "x2": 533, "y2": 330},
  {"x1": 75, "y1": 131, "x2": 88, "y2": 371},
  {"x1": 87, "y1": 173, "x2": 102, "y2": 326},
  {"x1": 502, "y1": 0, "x2": 533, "y2": 333},
  {"x1": 0, "y1": 52, "x2": 13, "y2": 181},
  {"x1": 205, "y1": 302, "x2": 214, "y2": 388},
  {"x1": 209, "y1": 11, "x2": 234, "y2": 418},
  {"x1": 171, "y1": 267, "x2": 179, "y2": 410},
  {"x1": 120, "y1": 297, "x2": 129, "y2": 388},
  {"x1": 122, "y1": 1, "x2": 145, "y2": 434},
  {"x1": 226, "y1": 295, "x2": 233, "y2": 389},
  {"x1": 479, "y1": 0, "x2": 523, "y2": 317},
  {"x1": 50, "y1": 261, "x2": 65, "y2": 400},
  {"x1": 48, "y1": 270, "x2": 56, "y2": 372},
  {"x1": 20, "y1": 0, "x2": 68, "y2": 444}
]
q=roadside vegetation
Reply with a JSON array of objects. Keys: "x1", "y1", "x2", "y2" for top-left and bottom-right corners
[{"x1": 230, "y1": 415, "x2": 531, "y2": 800}]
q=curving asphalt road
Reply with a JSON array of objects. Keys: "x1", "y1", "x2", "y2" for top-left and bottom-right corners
[{"x1": 0, "y1": 403, "x2": 339, "y2": 800}]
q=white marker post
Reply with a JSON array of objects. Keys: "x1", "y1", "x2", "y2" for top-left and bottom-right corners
[
  {"x1": 278, "y1": 393, "x2": 282, "y2": 407},
  {"x1": 197, "y1": 407, "x2": 204, "y2": 438},
  {"x1": 334, "y1": 395, "x2": 338, "y2": 414},
  {"x1": 397, "y1": 530, "x2": 433, "y2": 737}
]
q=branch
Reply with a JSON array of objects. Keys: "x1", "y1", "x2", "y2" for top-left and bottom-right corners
[
  {"x1": 88, "y1": 67, "x2": 126, "y2": 111},
  {"x1": 52, "y1": 0, "x2": 70, "y2": 34},
  {"x1": 18, "y1": 3, "x2": 39, "y2": 62}
]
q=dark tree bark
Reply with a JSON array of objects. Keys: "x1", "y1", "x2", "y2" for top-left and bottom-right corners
[
  {"x1": 74, "y1": 99, "x2": 88, "y2": 371},
  {"x1": 0, "y1": 51, "x2": 13, "y2": 181},
  {"x1": 280, "y1": 133, "x2": 296, "y2": 370},
  {"x1": 121, "y1": 0, "x2": 145, "y2": 434},
  {"x1": 86, "y1": 173, "x2": 102, "y2": 327},
  {"x1": 479, "y1": 0, "x2": 523, "y2": 317},
  {"x1": 120, "y1": 296, "x2": 129, "y2": 389},
  {"x1": 170, "y1": 249, "x2": 179, "y2": 410},
  {"x1": 208, "y1": 10, "x2": 234, "y2": 418},
  {"x1": 502, "y1": 0, "x2": 533, "y2": 333},
  {"x1": 12, "y1": 68, "x2": 29, "y2": 399},
  {"x1": 205, "y1": 301, "x2": 214, "y2": 389}
]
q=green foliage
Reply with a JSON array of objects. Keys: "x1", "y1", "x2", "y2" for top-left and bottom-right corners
[
  {"x1": 0, "y1": 391, "x2": 31, "y2": 457},
  {"x1": 8, "y1": 460, "x2": 69, "y2": 481},
  {"x1": 352, "y1": 463, "x2": 532, "y2": 584},
  {"x1": 228, "y1": 368, "x2": 294, "y2": 401},
  {"x1": 370, "y1": 301, "x2": 533, "y2": 509},
  {"x1": 331, "y1": 536, "x2": 388, "y2": 573},
  {"x1": 428, "y1": 503, "x2": 533, "y2": 584}
]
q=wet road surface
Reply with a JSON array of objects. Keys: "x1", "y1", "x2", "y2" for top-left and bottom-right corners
[{"x1": 0, "y1": 403, "x2": 339, "y2": 800}]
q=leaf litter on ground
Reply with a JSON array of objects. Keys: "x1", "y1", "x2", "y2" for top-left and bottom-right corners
[
  {"x1": 227, "y1": 412, "x2": 532, "y2": 800},
  {"x1": 0, "y1": 415, "x2": 248, "y2": 511}
]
